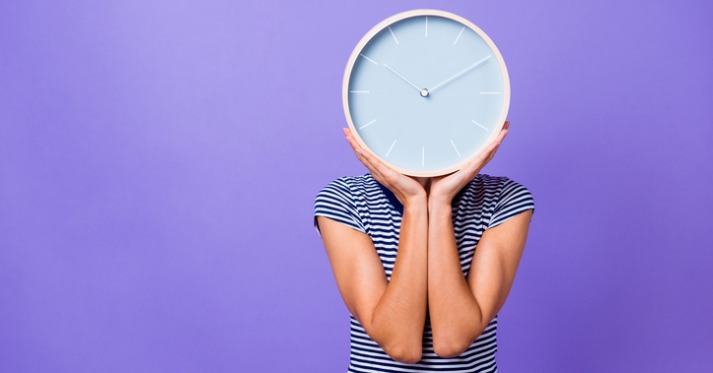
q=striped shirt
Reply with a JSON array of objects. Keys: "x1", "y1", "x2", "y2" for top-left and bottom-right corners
[{"x1": 313, "y1": 173, "x2": 535, "y2": 373}]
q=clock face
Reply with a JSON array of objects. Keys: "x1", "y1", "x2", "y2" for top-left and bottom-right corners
[{"x1": 343, "y1": 10, "x2": 510, "y2": 176}]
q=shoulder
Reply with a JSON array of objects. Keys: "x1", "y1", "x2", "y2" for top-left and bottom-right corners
[
  {"x1": 477, "y1": 174, "x2": 535, "y2": 229},
  {"x1": 468, "y1": 173, "x2": 533, "y2": 198},
  {"x1": 315, "y1": 173, "x2": 378, "y2": 200},
  {"x1": 313, "y1": 174, "x2": 377, "y2": 234},
  {"x1": 457, "y1": 173, "x2": 523, "y2": 197}
]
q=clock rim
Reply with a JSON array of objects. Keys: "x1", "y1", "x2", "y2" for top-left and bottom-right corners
[{"x1": 342, "y1": 9, "x2": 511, "y2": 177}]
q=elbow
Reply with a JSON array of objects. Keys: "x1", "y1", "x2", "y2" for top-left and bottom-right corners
[
  {"x1": 383, "y1": 342, "x2": 422, "y2": 364},
  {"x1": 433, "y1": 338, "x2": 470, "y2": 359},
  {"x1": 433, "y1": 327, "x2": 484, "y2": 358},
  {"x1": 368, "y1": 316, "x2": 423, "y2": 363}
]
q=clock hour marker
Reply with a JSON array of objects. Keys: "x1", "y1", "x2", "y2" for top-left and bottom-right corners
[
  {"x1": 422, "y1": 147, "x2": 425, "y2": 167},
  {"x1": 359, "y1": 53, "x2": 378, "y2": 65},
  {"x1": 480, "y1": 91, "x2": 501, "y2": 95},
  {"x1": 450, "y1": 139, "x2": 462, "y2": 158},
  {"x1": 453, "y1": 27, "x2": 465, "y2": 45},
  {"x1": 388, "y1": 26, "x2": 400, "y2": 45},
  {"x1": 425, "y1": 17, "x2": 428, "y2": 37},
  {"x1": 471, "y1": 120, "x2": 489, "y2": 131},
  {"x1": 349, "y1": 90, "x2": 370, "y2": 94},
  {"x1": 385, "y1": 139, "x2": 398, "y2": 158},
  {"x1": 358, "y1": 118, "x2": 377, "y2": 130}
]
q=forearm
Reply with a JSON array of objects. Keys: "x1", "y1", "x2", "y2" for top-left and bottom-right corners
[
  {"x1": 368, "y1": 197, "x2": 429, "y2": 362},
  {"x1": 427, "y1": 199, "x2": 484, "y2": 357}
]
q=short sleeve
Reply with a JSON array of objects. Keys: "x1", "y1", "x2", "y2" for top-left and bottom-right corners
[
  {"x1": 313, "y1": 178, "x2": 366, "y2": 235},
  {"x1": 487, "y1": 178, "x2": 535, "y2": 230}
]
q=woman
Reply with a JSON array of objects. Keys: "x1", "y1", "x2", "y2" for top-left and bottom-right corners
[{"x1": 313, "y1": 121, "x2": 534, "y2": 372}]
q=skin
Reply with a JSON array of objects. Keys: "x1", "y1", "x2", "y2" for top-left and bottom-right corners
[{"x1": 316, "y1": 121, "x2": 533, "y2": 363}]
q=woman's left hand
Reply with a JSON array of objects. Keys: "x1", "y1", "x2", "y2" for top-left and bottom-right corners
[{"x1": 429, "y1": 121, "x2": 510, "y2": 205}]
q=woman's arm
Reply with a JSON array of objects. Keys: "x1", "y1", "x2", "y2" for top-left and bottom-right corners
[
  {"x1": 425, "y1": 121, "x2": 528, "y2": 357},
  {"x1": 317, "y1": 195, "x2": 428, "y2": 363},
  {"x1": 426, "y1": 202, "x2": 532, "y2": 357},
  {"x1": 314, "y1": 128, "x2": 430, "y2": 363}
]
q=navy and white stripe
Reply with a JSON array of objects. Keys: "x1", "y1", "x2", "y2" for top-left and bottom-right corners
[{"x1": 313, "y1": 173, "x2": 535, "y2": 372}]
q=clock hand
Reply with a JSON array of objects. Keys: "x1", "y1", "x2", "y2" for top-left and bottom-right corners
[
  {"x1": 383, "y1": 64, "x2": 423, "y2": 93},
  {"x1": 429, "y1": 55, "x2": 492, "y2": 94}
]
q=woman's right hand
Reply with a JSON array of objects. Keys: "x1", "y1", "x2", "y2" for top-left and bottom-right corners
[{"x1": 343, "y1": 128, "x2": 426, "y2": 207}]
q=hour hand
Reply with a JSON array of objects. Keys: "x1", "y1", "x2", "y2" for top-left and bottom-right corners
[{"x1": 383, "y1": 64, "x2": 423, "y2": 93}]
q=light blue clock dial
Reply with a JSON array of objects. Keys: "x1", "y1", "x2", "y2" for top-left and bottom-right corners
[{"x1": 345, "y1": 12, "x2": 509, "y2": 176}]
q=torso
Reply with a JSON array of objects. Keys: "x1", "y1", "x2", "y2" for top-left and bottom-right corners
[{"x1": 336, "y1": 173, "x2": 506, "y2": 372}]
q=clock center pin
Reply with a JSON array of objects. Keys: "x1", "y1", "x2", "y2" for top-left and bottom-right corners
[{"x1": 420, "y1": 88, "x2": 429, "y2": 97}]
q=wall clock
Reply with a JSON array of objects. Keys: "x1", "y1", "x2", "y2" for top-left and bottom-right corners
[{"x1": 343, "y1": 9, "x2": 510, "y2": 177}]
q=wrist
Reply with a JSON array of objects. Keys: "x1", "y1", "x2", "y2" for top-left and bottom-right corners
[
  {"x1": 428, "y1": 198, "x2": 452, "y2": 217},
  {"x1": 403, "y1": 192, "x2": 428, "y2": 211},
  {"x1": 428, "y1": 193, "x2": 453, "y2": 209}
]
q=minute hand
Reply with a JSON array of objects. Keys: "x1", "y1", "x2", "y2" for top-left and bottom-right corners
[{"x1": 429, "y1": 55, "x2": 492, "y2": 94}]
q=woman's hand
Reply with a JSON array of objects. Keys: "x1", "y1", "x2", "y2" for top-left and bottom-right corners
[
  {"x1": 429, "y1": 121, "x2": 510, "y2": 206},
  {"x1": 343, "y1": 128, "x2": 426, "y2": 207}
]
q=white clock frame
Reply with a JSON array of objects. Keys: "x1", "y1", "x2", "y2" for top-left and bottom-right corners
[{"x1": 342, "y1": 9, "x2": 511, "y2": 177}]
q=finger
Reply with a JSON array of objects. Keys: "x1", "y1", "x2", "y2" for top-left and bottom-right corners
[
  {"x1": 342, "y1": 129, "x2": 422, "y2": 192},
  {"x1": 356, "y1": 147, "x2": 387, "y2": 181},
  {"x1": 488, "y1": 122, "x2": 509, "y2": 148},
  {"x1": 484, "y1": 127, "x2": 510, "y2": 161},
  {"x1": 489, "y1": 130, "x2": 507, "y2": 154},
  {"x1": 482, "y1": 132, "x2": 506, "y2": 163},
  {"x1": 345, "y1": 133, "x2": 394, "y2": 179},
  {"x1": 484, "y1": 125, "x2": 509, "y2": 155},
  {"x1": 443, "y1": 124, "x2": 508, "y2": 185},
  {"x1": 492, "y1": 127, "x2": 509, "y2": 151},
  {"x1": 343, "y1": 129, "x2": 377, "y2": 170},
  {"x1": 343, "y1": 130, "x2": 390, "y2": 183},
  {"x1": 454, "y1": 122, "x2": 510, "y2": 179},
  {"x1": 344, "y1": 133, "x2": 367, "y2": 164},
  {"x1": 462, "y1": 132, "x2": 505, "y2": 175},
  {"x1": 359, "y1": 148, "x2": 398, "y2": 185}
]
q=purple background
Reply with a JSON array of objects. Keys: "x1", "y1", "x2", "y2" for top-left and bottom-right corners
[{"x1": 1, "y1": 1, "x2": 712, "y2": 372}]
